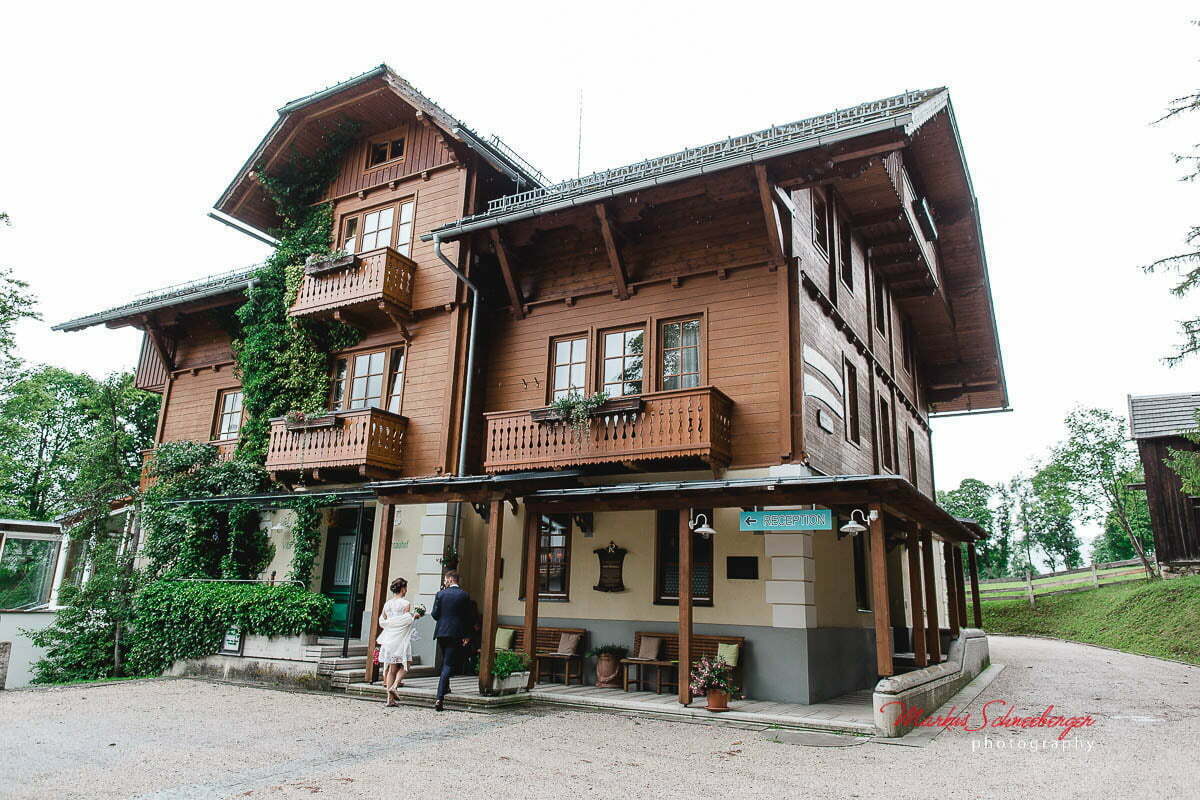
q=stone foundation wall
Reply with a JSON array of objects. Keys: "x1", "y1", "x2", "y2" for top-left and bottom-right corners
[
  {"x1": 0, "y1": 641, "x2": 10, "y2": 689},
  {"x1": 873, "y1": 629, "x2": 990, "y2": 737},
  {"x1": 168, "y1": 654, "x2": 331, "y2": 692},
  {"x1": 1161, "y1": 561, "x2": 1200, "y2": 579}
]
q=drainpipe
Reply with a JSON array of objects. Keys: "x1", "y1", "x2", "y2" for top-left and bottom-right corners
[{"x1": 433, "y1": 232, "x2": 484, "y2": 557}]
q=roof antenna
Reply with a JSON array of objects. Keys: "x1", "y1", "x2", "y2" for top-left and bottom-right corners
[{"x1": 576, "y1": 88, "x2": 584, "y2": 179}]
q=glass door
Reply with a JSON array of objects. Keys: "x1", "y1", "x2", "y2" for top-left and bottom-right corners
[{"x1": 319, "y1": 506, "x2": 375, "y2": 638}]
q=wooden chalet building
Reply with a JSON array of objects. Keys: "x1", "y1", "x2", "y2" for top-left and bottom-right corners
[
  {"x1": 1129, "y1": 392, "x2": 1200, "y2": 578},
  {"x1": 55, "y1": 65, "x2": 1006, "y2": 708}
]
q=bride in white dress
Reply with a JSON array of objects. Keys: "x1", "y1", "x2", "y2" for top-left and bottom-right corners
[{"x1": 377, "y1": 577, "x2": 422, "y2": 706}]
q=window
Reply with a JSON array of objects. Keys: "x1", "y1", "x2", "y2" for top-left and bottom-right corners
[
  {"x1": 844, "y1": 359, "x2": 860, "y2": 445},
  {"x1": 535, "y1": 514, "x2": 571, "y2": 600},
  {"x1": 550, "y1": 336, "x2": 587, "y2": 400},
  {"x1": 601, "y1": 327, "x2": 644, "y2": 397},
  {"x1": 347, "y1": 351, "x2": 386, "y2": 409},
  {"x1": 838, "y1": 216, "x2": 853, "y2": 290},
  {"x1": 340, "y1": 200, "x2": 414, "y2": 255},
  {"x1": 367, "y1": 137, "x2": 405, "y2": 168},
  {"x1": 655, "y1": 509, "x2": 714, "y2": 606},
  {"x1": 812, "y1": 188, "x2": 830, "y2": 255},
  {"x1": 879, "y1": 396, "x2": 894, "y2": 471},
  {"x1": 901, "y1": 317, "x2": 915, "y2": 374},
  {"x1": 660, "y1": 317, "x2": 701, "y2": 390},
  {"x1": 214, "y1": 390, "x2": 244, "y2": 439},
  {"x1": 386, "y1": 347, "x2": 406, "y2": 414},
  {"x1": 330, "y1": 358, "x2": 348, "y2": 411},
  {"x1": 907, "y1": 427, "x2": 919, "y2": 488},
  {"x1": 852, "y1": 530, "x2": 871, "y2": 611},
  {"x1": 872, "y1": 272, "x2": 888, "y2": 337}
]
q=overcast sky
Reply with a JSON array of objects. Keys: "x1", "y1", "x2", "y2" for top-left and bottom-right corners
[{"x1": 2, "y1": 2, "x2": 1196, "y2": 513}]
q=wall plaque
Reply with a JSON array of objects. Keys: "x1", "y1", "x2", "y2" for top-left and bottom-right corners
[{"x1": 593, "y1": 541, "x2": 627, "y2": 592}]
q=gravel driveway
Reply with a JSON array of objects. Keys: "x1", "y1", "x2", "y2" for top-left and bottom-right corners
[{"x1": 2, "y1": 636, "x2": 1197, "y2": 799}]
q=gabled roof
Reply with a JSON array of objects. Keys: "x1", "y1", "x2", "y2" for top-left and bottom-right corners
[
  {"x1": 1128, "y1": 392, "x2": 1200, "y2": 440},
  {"x1": 428, "y1": 88, "x2": 947, "y2": 239},
  {"x1": 215, "y1": 64, "x2": 547, "y2": 235},
  {"x1": 52, "y1": 265, "x2": 259, "y2": 332}
]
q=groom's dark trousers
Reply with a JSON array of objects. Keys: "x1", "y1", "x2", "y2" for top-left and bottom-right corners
[
  {"x1": 435, "y1": 637, "x2": 463, "y2": 702},
  {"x1": 431, "y1": 583, "x2": 473, "y2": 703}
]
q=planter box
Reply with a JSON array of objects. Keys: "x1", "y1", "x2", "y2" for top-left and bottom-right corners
[
  {"x1": 491, "y1": 671, "x2": 530, "y2": 695},
  {"x1": 529, "y1": 396, "x2": 644, "y2": 424},
  {"x1": 304, "y1": 253, "x2": 359, "y2": 276},
  {"x1": 284, "y1": 415, "x2": 340, "y2": 432}
]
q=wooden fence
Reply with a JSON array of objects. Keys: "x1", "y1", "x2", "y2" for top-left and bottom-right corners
[{"x1": 968, "y1": 559, "x2": 1153, "y2": 606}]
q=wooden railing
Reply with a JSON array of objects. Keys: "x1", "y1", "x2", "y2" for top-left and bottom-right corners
[
  {"x1": 264, "y1": 407, "x2": 407, "y2": 479},
  {"x1": 289, "y1": 248, "x2": 415, "y2": 319},
  {"x1": 882, "y1": 152, "x2": 941, "y2": 288},
  {"x1": 483, "y1": 386, "x2": 733, "y2": 473},
  {"x1": 967, "y1": 559, "x2": 1153, "y2": 607},
  {"x1": 140, "y1": 441, "x2": 237, "y2": 491}
]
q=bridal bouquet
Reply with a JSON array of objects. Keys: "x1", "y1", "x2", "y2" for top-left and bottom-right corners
[{"x1": 412, "y1": 603, "x2": 427, "y2": 618}]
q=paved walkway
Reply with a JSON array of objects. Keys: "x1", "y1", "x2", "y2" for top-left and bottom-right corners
[
  {"x1": 1, "y1": 636, "x2": 1197, "y2": 799},
  {"x1": 346, "y1": 674, "x2": 876, "y2": 733}
]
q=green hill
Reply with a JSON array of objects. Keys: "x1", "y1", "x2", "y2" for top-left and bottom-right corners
[{"x1": 982, "y1": 575, "x2": 1200, "y2": 665}]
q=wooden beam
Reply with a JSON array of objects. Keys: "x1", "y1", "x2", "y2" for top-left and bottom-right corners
[
  {"x1": 829, "y1": 141, "x2": 906, "y2": 163},
  {"x1": 478, "y1": 498, "x2": 504, "y2": 694},
  {"x1": 363, "y1": 502, "x2": 396, "y2": 684},
  {"x1": 678, "y1": 508, "x2": 693, "y2": 705},
  {"x1": 943, "y1": 539, "x2": 961, "y2": 639},
  {"x1": 920, "y1": 528, "x2": 942, "y2": 663},
  {"x1": 141, "y1": 316, "x2": 175, "y2": 372},
  {"x1": 595, "y1": 204, "x2": 631, "y2": 300},
  {"x1": 868, "y1": 503, "x2": 893, "y2": 676},
  {"x1": 906, "y1": 529, "x2": 927, "y2": 667},
  {"x1": 489, "y1": 228, "x2": 526, "y2": 317},
  {"x1": 953, "y1": 544, "x2": 969, "y2": 630},
  {"x1": 754, "y1": 164, "x2": 786, "y2": 267},
  {"x1": 522, "y1": 507, "x2": 540, "y2": 689},
  {"x1": 852, "y1": 209, "x2": 905, "y2": 229},
  {"x1": 968, "y1": 543, "x2": 983, "y2": 629}
]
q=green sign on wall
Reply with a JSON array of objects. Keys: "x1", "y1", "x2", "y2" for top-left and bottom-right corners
[{"x1": 739, "y1": 509, "x2": 832, "y2": 532}]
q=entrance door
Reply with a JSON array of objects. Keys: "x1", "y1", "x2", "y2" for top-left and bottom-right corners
[{"x1": 320, "y1": 506, "x2": 375, "y2": 638}]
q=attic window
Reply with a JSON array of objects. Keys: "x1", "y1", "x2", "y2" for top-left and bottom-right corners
[{"x1": 367, "y1": 138, "x2": 405, "y2": 169}]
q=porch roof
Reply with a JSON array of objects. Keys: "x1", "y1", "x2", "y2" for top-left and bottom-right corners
[
  {"x1": 522, "y1": 473, "x2": 983, "y2": 543},
  {"x1": 369, "y1": 470, "x2": 583, "y2": 504}
]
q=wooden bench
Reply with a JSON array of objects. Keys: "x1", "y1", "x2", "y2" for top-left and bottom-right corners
[
  {"x1": 620, "y1": 631, "x2": 746, "y2": 694},
  {"x1": 498, "y1": 624, "x2": 588, "y2": 685}
]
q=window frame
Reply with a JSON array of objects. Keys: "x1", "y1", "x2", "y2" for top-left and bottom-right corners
[
  {"x1": 851, "y1": 529, "x2": 871, "y2": 612},
  {"x1": 838, "y1": 213, "x2": 854, "y2": 292},
  {"x1": 878, "y1": 395, "x2": 895, "y2": 472},
  {"x1": 654, "y1": 509, "x2": 715, "y2": 607},
  {"x1": 872, "y1": 270, "x2": 889, "y2": 338},
  {"x1": 811, "y1": 187, "x2": 831, "y2": 257},
  {"x1": 599, "y1": 324, "x2": 647, "y2": 398},
  {"x1": 657, "y1": 315, "x2": 703, "y2": 392},
  {"x1": 330, "y1": 347, "x2": 408, "y2": 413},
  {"x1": 907, "y1": 426, "x2": 919, "y2": 489},
  {"x1": 520, "y1": 513, "x2": 572, "y2": 602},
  {"x1": 212, "y1": 388, "x2": 245, "y2": 441},
  {"x1": 365, "y1": 134, "x2": 406, "y2": 171},
  {"x1": 843, "y1": 358, "x2": 861, "y2": 446},
  {"x1": 338, "y1": 198, "x2": 416, "y2": 257},
  {"x1": 548, "y1": 333, "x2": 589, "y2": 402}
]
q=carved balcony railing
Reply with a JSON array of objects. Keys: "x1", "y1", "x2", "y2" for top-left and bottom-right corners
[
  {"x1": 289, "y1": 248, "x2": 415, "y2": 321},
  {"x1": 483, "y1": 386, "x2": 733, "y2": 473},
  {"x1": 139, "y1": 441, "x2": 237, "y2": 492},
  {"x1": 264, "y1": 407, "x2": 407, "y2": 481}
]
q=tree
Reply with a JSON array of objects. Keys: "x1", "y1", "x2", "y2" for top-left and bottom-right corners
[
  {"x1": 0, "y1": 212, "x2": 40, "y2": 386},
  {"x1": 1026, "y1": 461, "x2": 1083, "y2": 571},
  {"x1": 1166, "y1": 410, "x2": 1200, "y2": 496},
  {"x1": 1051, "y1": 407, "x2": 1156, "y2": 576},
  {"x1": 1091, "y1": 479, "x2": 1155, "y2": 563},
  {"x1": 992, "y1": 478, "x2": 1020, "y2": 576},
  {"x1": 938, "y1": 478, "x2": 1010, "y2": 578}
]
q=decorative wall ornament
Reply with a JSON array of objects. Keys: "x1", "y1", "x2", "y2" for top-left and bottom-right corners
[{"x1": 593, "y1": 541, "x2": 627, "y2": 592}]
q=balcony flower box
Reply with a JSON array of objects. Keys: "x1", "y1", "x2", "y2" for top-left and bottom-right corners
[
  {"x1": 303, "y1": 252, "x2": 359, "y2": 276},
  {"x1": 283, "y1": 411, "x2": 340, "y2": 431},
  {"x1": 528, "y1": 396, "x2": 644, "y2": 424}
]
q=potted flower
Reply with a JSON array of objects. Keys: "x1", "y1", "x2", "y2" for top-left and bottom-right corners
[
  {"x1": 304, "y1": 249, "x2": 358, "y2": 275},
  {"x1": 689, "y1": 655, "x2": 739, "y2": 712},
  {"x1": 490, "y1": 649, "x2": 532, "y2": 695},
  {"x1": 284, "y1": 410, "x2": 338, "y2": 430},
  {"x1": 587, "y1": 644, "x2": 629, "y2": 688}
]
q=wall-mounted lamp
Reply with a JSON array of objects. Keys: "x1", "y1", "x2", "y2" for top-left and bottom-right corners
[
  {"x1": 689, "y1": 513, "x2": 717, "y2": 539},
  {"x1": 839, "y1": 508, "x2": 878, "y2": 538}
]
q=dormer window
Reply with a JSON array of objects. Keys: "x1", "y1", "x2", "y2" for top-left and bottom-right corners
[{"x1": 367, "y1": 137, "x2": 405, "y2": 169}]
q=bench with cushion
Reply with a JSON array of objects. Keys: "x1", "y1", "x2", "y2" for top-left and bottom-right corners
[
  {"x1": 620, "y1": 631, "x2": 745, "y2": 694},
  {"x1": 496, "y1": 624, "x2": 588, "y2": 685}
]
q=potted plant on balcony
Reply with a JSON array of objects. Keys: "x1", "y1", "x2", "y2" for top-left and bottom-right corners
[
  {"x1": 303, "y1": 249, "x2": 358, "y2": 275},
  {"x1": 284, "y1": 410, "x2": 338, "y2": 431},
  {"x1": 689, "y1": 654, "x2": 739, "y2": 712},
  {"x1": 587, "y1": 644, "x2": 628, "y2": 688},
  {"x1": 541, "y1": 391, "x2": 609, "y2": 446},
  {"x1": 489, "y1": 649, "x2": 532, "y2": 695}
]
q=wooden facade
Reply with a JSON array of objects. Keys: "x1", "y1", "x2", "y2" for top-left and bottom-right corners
[{"x1": 1129, "y1": 393, "x2": 1200, "y2": 574}]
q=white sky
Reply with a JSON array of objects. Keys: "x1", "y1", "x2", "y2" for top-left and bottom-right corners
[{"x1": 1, "y1": 1, "x2": 1196, "y2": 503}]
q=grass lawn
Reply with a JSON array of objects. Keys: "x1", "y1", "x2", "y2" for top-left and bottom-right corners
[{"x1": 982, "y1": 575, "x2": 1200, "y2": 665}]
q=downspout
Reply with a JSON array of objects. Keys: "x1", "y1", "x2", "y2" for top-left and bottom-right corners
[{"x1": 433, "y1": 232, "x2": 484, "y2": 558}]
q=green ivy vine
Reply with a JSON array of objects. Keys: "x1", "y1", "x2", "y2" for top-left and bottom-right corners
[
  {"x1": 287, "y1": 495, "x2": 328, "y2": 586},
  {"x1": 233, "y1": 119, "x2": 363, "y2": 463}
]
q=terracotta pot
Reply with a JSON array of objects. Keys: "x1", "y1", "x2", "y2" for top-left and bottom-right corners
[
  {"x1": 705, "y1": 689, "x2": 730, "y2": 712},
  {"x1": 595, "y1": 653, "x2": 622, "y2": 688}
]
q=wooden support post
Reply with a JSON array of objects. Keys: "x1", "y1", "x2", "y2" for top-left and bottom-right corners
[
  {"x1": 489, "y1": 228, "x2": 525, "y2": 317},
  {"x1": 754, "y1": 163, "x2": 786, "y2": 267},
  {"x1": 363, "y1": 502, "x2": 396, "y2": 684},
  {"x1": 522, "y1": 507, "x2": 540, "y2": 689},
  {"x1": 1025, "y1": 571, "x2": 1035, "y2": 607},
  {"x1": 595, "y1": 204, "x2": 631, "y2": 300},
  {"x1": 919, "y1": 528, "x2": 941, "y2": 663},
  {"x1": 906, "y1": 530, "x2": 927, "y2": 667},
  {"x1": 678, "y1": 508, "x2": 693, "y2": 705},
  {"x1": 968, "y1": 543, "x2": 983, "y2": 629},
  {"x1": 1090, "y1": 562, "x2": 1100, "y2": 588},
  {"x1": 953, "y1": 544, "x2": 968, "y2": 631},
  {"x1": 944, "y1": 540, "x2": 961, "y2": 639},
  {"x1": 868, "y1": 504, "x2": 893, "y2": 677},
  {"x1": 478, "y1": 498, "x2": 504, "y2": 695}
]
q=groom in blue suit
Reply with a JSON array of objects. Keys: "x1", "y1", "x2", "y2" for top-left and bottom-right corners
[{"x1": 430, "y1": 570, "x2": 472, "y2": 711}]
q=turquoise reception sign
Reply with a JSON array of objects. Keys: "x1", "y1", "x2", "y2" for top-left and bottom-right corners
[{"x1": 739, "y1": 509, "x2": 832, "y2": 532}]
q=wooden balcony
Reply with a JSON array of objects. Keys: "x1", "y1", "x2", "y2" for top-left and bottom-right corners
[
  {"x1": 483, "y1": 386, "x2": 733, "y2": 473},
  {"x1": 264, "y1": 407, "x2": 407, "y2": 481},
  {"x1": 289, "y1": 248, "x2": 415, "y2": 322},
  {"x1": 140, "y1": 441, "x2": 237, "y2": 491}
]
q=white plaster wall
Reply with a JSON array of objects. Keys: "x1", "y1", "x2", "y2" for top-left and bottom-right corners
[{"x1": 0, "y1": 610, "x2": 54, "y2": 689}]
